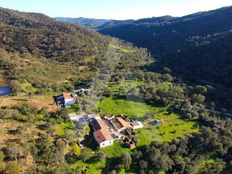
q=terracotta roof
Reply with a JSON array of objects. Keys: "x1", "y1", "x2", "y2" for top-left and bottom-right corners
[
  {"x1": 94, "y1": 129, "x2": 113, "y2": 144},
  {"x1": 116, "y1": 117, "x2": 131, "y2": 129},
  {"x1": 63, "y1": 93, "x2": 74, "y2": 100}
]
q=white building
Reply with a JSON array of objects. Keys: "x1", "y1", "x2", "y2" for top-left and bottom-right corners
[
  {"x1": 93, "y1": 129, "x2": 114, "y2": 148},
  {"x1": 54, "y1": 93, "x2": 76, "y2": 107},
  {"x1": 131, "y1": 121, "x2": 144, "y2": 129}
]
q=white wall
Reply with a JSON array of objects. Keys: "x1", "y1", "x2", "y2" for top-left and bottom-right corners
[
  {"x1": 65, "y1": 99, "x2": 75, "y2": 107},
  {"x1": 99, "y1": 140, "x2": 113, "y2": 148}
]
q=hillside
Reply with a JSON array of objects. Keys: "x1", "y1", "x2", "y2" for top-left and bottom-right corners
[
  {"x1": 55, "y1": 17, "x2": 111, "y2": 29},
  {"x1": 0, "y1": 7, "x2": 110, "y2": 64},
  {"x1": 0, "y1": 7, "x2": 150, "y2": 90},
  {"x1": 98, "y1": 6, "x2": 232, "y2": 88}
]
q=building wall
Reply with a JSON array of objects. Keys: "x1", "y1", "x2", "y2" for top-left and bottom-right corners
[
  {"x1": 65, "y1": 99, "x2": 75, "y2": 107},
  {"x1": 99, "y1": 140, "x2": 114, "y2": 148}
]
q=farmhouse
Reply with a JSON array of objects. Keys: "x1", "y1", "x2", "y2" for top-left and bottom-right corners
[
  {"x1": 68, "y1": 113, "x2": 144, "y2": 148},
  {"x1": 93, "y1": 129, "x2": 114, "y2": 148},
  {"x1": 54, "y1": 93, "x2": 76, "y2": 107},
  {"x1": 90, "y1": 118, "x2": 114, "y2": 148}
]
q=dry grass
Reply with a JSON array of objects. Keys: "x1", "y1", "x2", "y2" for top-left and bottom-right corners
[
  {"x1": 0, "y1": 95, "x2": 58, "y2": 112},
  {"x1": 0, "y1": 120, "x2": 41, "y2": 173}
]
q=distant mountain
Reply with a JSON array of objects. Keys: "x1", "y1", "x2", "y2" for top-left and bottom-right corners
[
  {"x1": 98, "y1": 6, "x2": 232, "y2": 87},
  {"x1": 55, "y1": 17, "x2": 111, "y2": 29}
]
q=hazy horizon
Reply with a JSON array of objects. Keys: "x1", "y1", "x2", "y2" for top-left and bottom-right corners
[{"x1": 0, "y1": 0, "x2": 232, "y2": 20}]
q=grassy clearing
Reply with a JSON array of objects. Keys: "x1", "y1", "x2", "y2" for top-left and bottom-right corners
[
  {"x1": 108, "y1": 80, "x2": 144, "y2": 93},
  {"x1": 109, "y1": 44, "x2": 136, "y2": 53},
  {"x1": 53, "y1": 121, "x2": 75, "y2": 137},
  {"x1": 70, "y1": 160, "x2": 105, "y2": 174},
  {"x1": 67, "y1": 104, "x2": 81, "y2": 113},
  {"x1": 98, "y1": 97, "x2": 164, "y2": 118},
  {"x1": 102, "y1": 141, "x2": 132, "y2": 158},
  {"x1": 135, "y1": 114, "x2": 199, "y2": 146},
  {"x1": 0, "y1": 94, "x2": 57, "y2": 111}
]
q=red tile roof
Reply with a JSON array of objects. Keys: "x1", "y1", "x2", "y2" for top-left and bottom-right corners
[{"x1": 94, "y1": 129, "x2": 113, "y2": 143}]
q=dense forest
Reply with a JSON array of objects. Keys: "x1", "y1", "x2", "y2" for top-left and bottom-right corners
[
  {"x1": 98, "y1": 6, "x2": 232, "y2": 111},
  {"x1": 0, "y1": 6, "x2": 232, "y2": 174}
]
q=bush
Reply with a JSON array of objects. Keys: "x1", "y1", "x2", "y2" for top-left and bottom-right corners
[
  {"x1": 6, "y1": 161, "x2": 20, "y2": 174},
  {"x1": 0, "y1": 109, "x2": 21, "y2": 120},
  {"x1": 79, "y1": 148, "x2": 92, "y2": 162}
]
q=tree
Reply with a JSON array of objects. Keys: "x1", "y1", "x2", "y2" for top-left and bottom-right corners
[
  {"x1": 28, "y1": 91, "x2": 33, "y2": 99},
  {"x1": 191, "y1": 94, "x2": 205, "y2": 104},
  {"x1": 79, "y1": 148, "x2": 92, "y2": 162},
  {"x1": 120, "y1": 152, "x2": 132, "y2": 171},
  {"x1": 96, "y1": 151, "x2": 106, "y2": 161}
]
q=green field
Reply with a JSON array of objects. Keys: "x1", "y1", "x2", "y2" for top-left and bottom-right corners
[
  {"x1": 98, "y1": 97, "x2": 162, "y2": 118},
  {"x1": 101, "y1": 141, "x2": 132, "y2": 158},
  {"x1": 70, "y1": 160, "x2": 105, "y2": 174},
  {"x1": 135, "y1": 114, "x2": 199, "y2": 146}
]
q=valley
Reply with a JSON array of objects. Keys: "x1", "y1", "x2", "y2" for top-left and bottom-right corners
[{"x1": 0, "y1": 4, "x2": 232, "y2": 174}]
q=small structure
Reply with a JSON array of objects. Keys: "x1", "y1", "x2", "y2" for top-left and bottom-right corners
[
  {"x1": 75, "y1": 88, "x2": 90, "y2": 96},
  {"x1": 111, "y1": 117, "x2": 131, "y2": 132},
  {"x1": 131, "y1": 121, "x2": 144, "y2": 129},
  {"x1": 68, "y1": 113, "x2": 86, "y2": 123},
  {"x1": 123, "y1": 137, "x2": 136, "y2": 149},
  {"x1": 54, "y1": 93, "x2": 76, "y2": 107},
  {"x1": 103, "y1": 114, "x2": 115, "y2": 121},
  {"x1": 111, "y1": 131, "x2": 124, "y2": 140},
  {"x1": 83, "y1": 114, "x2": 101, "y2": 121},
  {"x1": 93, "y1": 129, "x2": 114, "y2": 148}
]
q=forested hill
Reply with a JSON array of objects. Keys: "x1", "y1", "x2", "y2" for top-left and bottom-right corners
[
  {"x1": 0, "y1": 7, "x2": 112, "y2": 63},
  {"x1": 98, "y1": 6, "x2": 232, "y2": 88},
  {"x1": 55, "y1": 17, "x2": 111, "y2": 29},
  {"x1": 0, "y1": 7, "x2": 150, "y2": 89}
]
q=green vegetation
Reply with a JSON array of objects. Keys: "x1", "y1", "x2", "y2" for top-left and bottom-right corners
[
  {"x1": 54, "y1": 121, "x2": 75, "y2": 137},
  {"x1": 135, "y1": 114, "x2": 199, "y2": 146},
  {"x1": 107, "y1": 80, "x2": 144, "y2": 93},
  {"x1": 102, "y1": 141, "x2": 131, "y2": 158},
  {"x1": 70, "y1": 160, "x2": 105, "y2": 174},
  {"x1": 109, "y1": 44, "x2": 136, "y2": 53},
  {"x1": 98, "y1": 97, "x2": 161, "y2": 118}
]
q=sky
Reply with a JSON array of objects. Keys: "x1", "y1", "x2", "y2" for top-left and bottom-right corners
[{"x1": 0, "y1": 0, "x2": 232, "y2": 20}]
